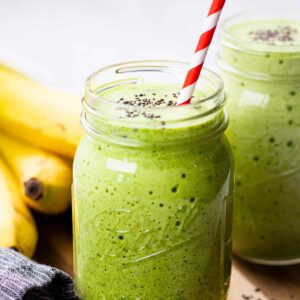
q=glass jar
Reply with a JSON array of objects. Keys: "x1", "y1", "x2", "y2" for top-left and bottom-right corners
[
  {"x1": 218, "y1": 12, "x2": 300, "y2": 265},
  {"x1": 73, "y1": 60, "x2": 233, "y2": 299}
]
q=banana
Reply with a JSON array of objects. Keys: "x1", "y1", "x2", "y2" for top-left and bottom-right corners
[
  {"x1": 0, "y1": 131, "x2": 72, "y2": 215},
  {"x1": 0, "y1": 63, "x2": 82, "y2": 158},
  {"x1": 0, "y1": 156, "x2": 38, "y2": 258}
]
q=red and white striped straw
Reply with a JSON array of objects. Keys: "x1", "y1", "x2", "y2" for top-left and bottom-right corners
[{"x1": 177, "y1": 0, "x2": 226, "y2": 106}]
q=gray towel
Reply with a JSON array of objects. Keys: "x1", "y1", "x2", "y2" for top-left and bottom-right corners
[{"x1": 0, "y1": 248, "x2": 79, "y2": 300}]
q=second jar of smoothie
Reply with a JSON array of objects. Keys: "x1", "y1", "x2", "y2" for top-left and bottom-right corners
[
  {"x1": 219, "y1": 12, "x2": 300, "y2": 264},
  {"x1": 73, "y1": 61, "x2": 233, "y2": 299}
]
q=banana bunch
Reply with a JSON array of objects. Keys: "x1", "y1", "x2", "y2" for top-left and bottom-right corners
[{"x1": 0, "y1": 63, "x2": 82, "y2": 257}]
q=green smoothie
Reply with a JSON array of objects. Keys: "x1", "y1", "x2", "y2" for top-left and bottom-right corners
[
  {"x1": 73, "y1": 63, "x2": 233, "y2": 299},
  {"x1": 219, "y1": 15, "x2": 300, "y2": 263}
]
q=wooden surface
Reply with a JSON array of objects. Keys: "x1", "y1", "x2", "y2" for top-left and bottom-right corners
[{"x1": 34, "y1": 212, "x2": 300, "y2": 300}]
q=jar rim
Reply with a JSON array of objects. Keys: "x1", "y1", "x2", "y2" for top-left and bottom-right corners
[
  {"x1": 81, "y1": 60, "x2": 228, "y2": 146},
  {"x1": 83, "y1": 60, "x2": 225, "y2": 127},
  {"x1": 85, "y1": 60, "x2": 224, "y2": 109},
  {"x1": 220, "y1": 10, "x2": 300, "y2": 54}
]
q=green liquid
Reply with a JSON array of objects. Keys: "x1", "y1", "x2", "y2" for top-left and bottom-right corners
[
  {"x1": 73, "y1": 83, "x2": 233, "y2": 299},
  {"x1": 220, "y1": 18, "x2": 300, "y2": 262}
]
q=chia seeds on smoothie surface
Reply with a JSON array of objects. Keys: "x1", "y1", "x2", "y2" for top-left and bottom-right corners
[
  {"x1": 116, "y1": 92, "x2": 178, "y2": 119},
  {"x1": 115, "y1": 91, "x2": 196, "y2": 119},
  {"x1": 249, "y1": 25, "x2": 298, "y2": 45},
  {"x1": 116, "y1": 92, "x2": 179, "y2": 108},
  {"x1": 102, "y1": 86, "x2": 199, "y2": 120}
]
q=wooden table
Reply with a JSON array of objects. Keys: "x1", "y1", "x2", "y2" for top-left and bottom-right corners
[{"x1": 34, "y1": 212, "x2": 300, "y2": 300}]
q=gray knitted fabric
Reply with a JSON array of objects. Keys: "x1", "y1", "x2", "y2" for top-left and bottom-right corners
[{"x1": 0, "y1": 248, "x2": 79, "y2": 300}]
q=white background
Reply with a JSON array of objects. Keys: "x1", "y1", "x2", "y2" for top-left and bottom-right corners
[{"x1": 1, "y1": 0, "x2": 300, "y2": 94}]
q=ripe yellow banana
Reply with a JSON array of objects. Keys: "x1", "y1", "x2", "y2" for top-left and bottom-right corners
[
  {"x1": 0, "y1": 131, "x2": 72, "y2": 215},
  {"x1": 0, "y1": 63, "x2": 82, "y2": 158},
  {"x1": 0, "y1": 156, "x2": 38, "y2": 258}
]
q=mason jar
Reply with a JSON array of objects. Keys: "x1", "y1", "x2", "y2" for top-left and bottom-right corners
[
  {"x1": 218, "y1": 12, "x2": 300, "y2": 265},
  {"x1": 73, "y1": 60, "x2": 233, "y2": 299}
]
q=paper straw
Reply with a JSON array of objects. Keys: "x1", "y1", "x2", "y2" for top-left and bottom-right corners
[{"x1": 177, "y1": 0, "x2": 226, "y2": 106}]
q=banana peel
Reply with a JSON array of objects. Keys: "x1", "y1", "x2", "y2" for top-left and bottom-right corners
[
  {"x1": 0, "y1": 155, "x2": 38, "y2": 258},
  {"x1": 0, "y1": 63, "x2": 82, "y2": 158}
]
